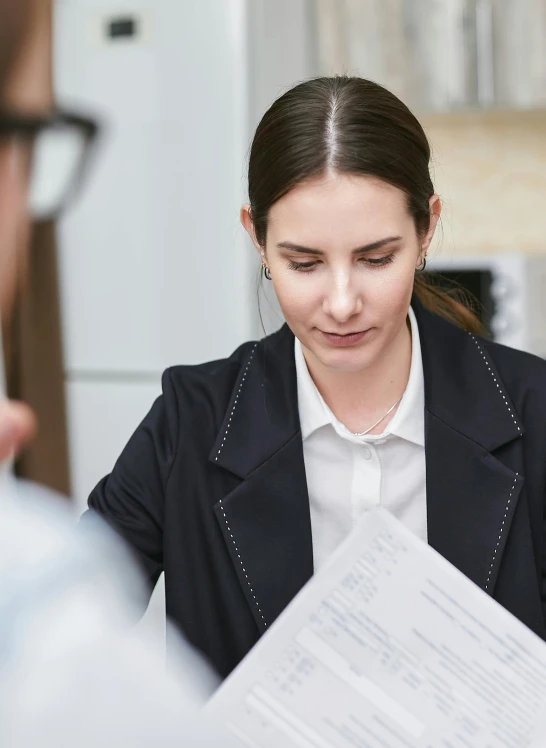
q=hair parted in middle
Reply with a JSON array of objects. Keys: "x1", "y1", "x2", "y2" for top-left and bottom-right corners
[{"x1": 247, "y1": 76, "x2": 482, "y2": 334}]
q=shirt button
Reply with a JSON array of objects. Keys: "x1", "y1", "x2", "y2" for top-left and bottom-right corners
[{"x1": 362, "y1": 447, "x2": 371, "y2": 459}]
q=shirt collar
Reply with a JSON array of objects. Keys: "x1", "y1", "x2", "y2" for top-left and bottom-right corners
[
  {"x1": 295, "y1": 338, "x2": 332, "y2": 441},
  {"x1": 295, "y1": 306, "x2": 425, "y2": 447}
]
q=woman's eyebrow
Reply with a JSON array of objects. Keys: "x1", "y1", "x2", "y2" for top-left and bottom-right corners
[{"x1": 276, "y1": 236, "x2": 402, "y2": 255}]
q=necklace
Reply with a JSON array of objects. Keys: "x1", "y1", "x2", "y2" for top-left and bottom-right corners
[{"x1": 352, "y1": 394, "x2": 404, "y2": 437}]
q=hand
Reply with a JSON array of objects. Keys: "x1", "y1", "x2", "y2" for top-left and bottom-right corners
[{"x1": 0, "y1": 400, "x2": 36, "y2": 462}]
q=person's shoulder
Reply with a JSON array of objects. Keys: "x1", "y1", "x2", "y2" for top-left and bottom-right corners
[
  {"x1": 479, "y1": 335, "x2": 546, "y2": 373},
  {"x1": 167, "y1": 337, "x2": 260, "y2": 379},
  {"x1": 478, "y1": 335, "x2": 546, "y2": 395},
  {"x1": 155, "y1": 325, "x2": 293, "y2": 417},
  {"x1": 160, "y1": 338, "x2": 261, "y2": 407}
]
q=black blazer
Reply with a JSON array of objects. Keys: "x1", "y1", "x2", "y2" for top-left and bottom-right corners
[{"x1": 88, "y1": 299, "x2": 546, "y2": 678}]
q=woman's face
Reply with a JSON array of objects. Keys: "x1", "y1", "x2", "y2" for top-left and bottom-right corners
[{"x1": 243, "y1": 173, "x2": 439, "y2": 376}]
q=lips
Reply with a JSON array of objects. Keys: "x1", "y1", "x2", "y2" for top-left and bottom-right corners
[
  {"x1": 319, "y1": 329, "x2": 371, "y2": 346},
  {"x1": 323, "y1": 330, "x2": 365, "y2": 337}
]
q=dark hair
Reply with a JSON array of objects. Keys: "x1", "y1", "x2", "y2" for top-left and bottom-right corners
[
  {"x1": 248, "y1": 76, "x2": 481, "y2": 335},
  {"x1": 0, "y1": 0, "x2": 30, "y2": 95}
]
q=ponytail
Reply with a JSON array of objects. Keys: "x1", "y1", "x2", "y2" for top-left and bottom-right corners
[{"x1": 413, "y1": 273, "x2": 485, "y2": 336}]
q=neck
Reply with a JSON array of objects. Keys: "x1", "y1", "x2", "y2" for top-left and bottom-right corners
[{"x1": 302, "y1": 317, "x2": 412, "y2": 435}]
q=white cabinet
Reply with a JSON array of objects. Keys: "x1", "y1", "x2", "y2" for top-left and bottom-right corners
[
  {"x1": 492, "y1": 0, "x2": 546, "y2": 109},
  {"x1": 313, "y1": 0, "x2": 546, "y2": 113}
]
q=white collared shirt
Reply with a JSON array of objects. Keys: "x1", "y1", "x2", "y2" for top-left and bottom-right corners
[{"x1": 295, "y1": 307, "x2": 427, "y2": 573}]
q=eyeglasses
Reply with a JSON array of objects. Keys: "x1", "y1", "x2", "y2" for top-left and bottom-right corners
[{"x1": 0, "y1": 108, "x2": 100, "y2": 220}]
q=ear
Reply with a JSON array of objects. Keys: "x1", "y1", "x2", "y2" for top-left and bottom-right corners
[
  {"x1": 421, "y1": 194, "x2": 442, "y2": 252},
  {"x1": 240, "y1": 204, "x2": 265, "y2": 260}
]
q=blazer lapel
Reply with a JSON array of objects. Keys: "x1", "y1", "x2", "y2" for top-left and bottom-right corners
[
  {"x1": 415, "y1": 300, "x2": 525, "y2": 594},
  {"x1": 209, "y1": 325, "x2": 313, "y2": 633},
  {"x1": 425, "y1": 412, "x2": 523, "y2": 592},
  {"x1": 210, "y1": 302, "x2": 528, "y2": 633}
]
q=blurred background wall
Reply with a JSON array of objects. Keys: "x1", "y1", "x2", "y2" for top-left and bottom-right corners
[{"x1": 422, "y1": 109, "x2": 546, "y2": 257}]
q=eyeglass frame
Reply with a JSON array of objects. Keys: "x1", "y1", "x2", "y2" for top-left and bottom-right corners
[{"x1": 0, "y1": 107, "x2": 101, "y2": 219}]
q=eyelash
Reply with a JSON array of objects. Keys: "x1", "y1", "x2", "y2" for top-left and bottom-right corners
[{"x1": 287, "y1": 254, "x2": 395, "y2": 273}]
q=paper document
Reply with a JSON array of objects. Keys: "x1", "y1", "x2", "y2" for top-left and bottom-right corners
[{"x1": 204, "y1": 508, "x2": 546, "y2": 747}]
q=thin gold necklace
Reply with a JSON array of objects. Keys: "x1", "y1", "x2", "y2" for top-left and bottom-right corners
[{"x1": 352, "y1": 394, "x2": 404, "y2": 437}]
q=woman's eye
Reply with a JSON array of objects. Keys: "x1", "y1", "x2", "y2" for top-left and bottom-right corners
[
  {"x1": 360, "y1": 254, "x2": 395, "y2": 267},
  {"x1": 287, "y1": 254, "x2": 395, "y2": 272},
  {"x1": 287, "y1": 260, "x2": 319, "y2": 272}
]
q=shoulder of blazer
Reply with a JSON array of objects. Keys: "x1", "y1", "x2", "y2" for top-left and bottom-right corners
[
  {"x1": 416, "y1": 296, "x2": 546, "y2": 395},
  {"x1": 414, "y1": 296, "x2": 546, "y2": 447},
  {"x1": 477, "y1": 335, "x2": 546, "y2": 423},
  {"x1": 158, "y1": 325, "x2": 293, "y2": 429},
  {"x1": 160, "y1": 339, "x2": 259, "y2": 415},
  {"x1": 478, "y1": 335, "x2": 546, "y2": 387}
]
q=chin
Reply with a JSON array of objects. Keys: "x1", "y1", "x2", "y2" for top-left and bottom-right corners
[
  {"x1": 313, "y1": 347, "x2": 374, "y2": 374},
  {"x1": 327, "y1": 357, "x2": 373, "y2": 374}
]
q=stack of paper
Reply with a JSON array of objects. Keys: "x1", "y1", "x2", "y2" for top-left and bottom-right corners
[{"x1": 204, "y1": 508, "x2": 546, "y2": 747}]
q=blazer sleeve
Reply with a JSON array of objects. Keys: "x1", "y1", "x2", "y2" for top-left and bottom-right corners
[{"x1": 84, "y1": 368, "x2": 180, "y2": 590}]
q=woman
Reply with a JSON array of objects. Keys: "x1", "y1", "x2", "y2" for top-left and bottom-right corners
[{"x1": 88, "y1": 76, "x2": 546, "y2": 679}]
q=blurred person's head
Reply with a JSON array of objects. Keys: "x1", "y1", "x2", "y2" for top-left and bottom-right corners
[
  {"x1": 0, "y1": 0, "x2": 97, "y2": 453},
  {"x1": 0, "y1": 0, "x2": 35, "y2": 451},
  {"x1": 0, "y1": 0, "x2": 96, "y2": 356},
  {"x1": 242, "y1": 76, "x2": 479, "y2": 381}
]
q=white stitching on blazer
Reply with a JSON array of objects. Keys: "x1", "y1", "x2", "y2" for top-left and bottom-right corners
[
  {"x1": 470, "y1": 335, "x2": 522, "y2": 433},
  {"x1": 215, "y1": 343, "x2": 258, "y2": 461},
  {"x1": 470, "y1": 336, "x2": 522, "y2": 592},
  {"x1": 485, "y1": 473, "x2": 519, "y2": 591},
  {"x1": 215, "y1": 343, "x2": 266, "y2": 625},
  {"x1": 218, "y1": 496, "x2": 266, "y2": 627}
]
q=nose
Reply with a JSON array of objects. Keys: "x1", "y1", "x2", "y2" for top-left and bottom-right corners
[{"x1": 322, "y1": 269, "x2": 362, "y2": 323}]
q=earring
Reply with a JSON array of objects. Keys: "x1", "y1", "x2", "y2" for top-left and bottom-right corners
[
  {"x1": 263, "y1": 265, "x2": 272, "y2": 280},
  {"x1": 416, "y1": 255, "x2": 427, "y2": 272}
]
